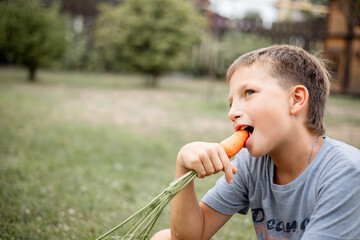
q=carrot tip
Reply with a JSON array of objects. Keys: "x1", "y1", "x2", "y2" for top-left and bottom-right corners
[{"x1": 219, "y1": 130, "x2": 249, "y2": 158}]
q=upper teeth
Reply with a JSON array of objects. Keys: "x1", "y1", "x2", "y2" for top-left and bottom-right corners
[{"x1": 240, "y1": 126, "x2": 248, "y2": 130}]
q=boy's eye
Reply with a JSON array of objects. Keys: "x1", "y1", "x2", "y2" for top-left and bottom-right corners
[{"x1": 245, "y1": 90, "x2": 255, "y2": 97}]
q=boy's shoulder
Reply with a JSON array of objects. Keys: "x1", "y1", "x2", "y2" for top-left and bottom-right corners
[
  {"x1": 317, "y1": 137, "x2": 360, "y2": 177},
  {"x1": 322, "y1": 137, "x2": 360, "y2": 163}
]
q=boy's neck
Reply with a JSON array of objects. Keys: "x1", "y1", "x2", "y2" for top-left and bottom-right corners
[{"x1": 271, "y1": 130, "x2": 324, "y2": 185}]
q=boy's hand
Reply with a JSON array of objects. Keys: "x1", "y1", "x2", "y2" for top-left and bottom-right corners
[{"x1": 176, "y1": 142, "x2": 238, "y2": 184}]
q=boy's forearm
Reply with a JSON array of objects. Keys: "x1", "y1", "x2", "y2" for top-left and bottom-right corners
[{"x1": 170, "y1": 168, "x2": 204, "y2": 240}]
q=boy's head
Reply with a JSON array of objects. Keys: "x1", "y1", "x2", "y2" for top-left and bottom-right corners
[{"x1": 226, "y1": 45, "x2": 331, "y2": 135}]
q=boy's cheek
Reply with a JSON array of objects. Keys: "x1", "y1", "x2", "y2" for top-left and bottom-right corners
[
  {"x1": 247, "y1": 143, "x2": 266, "y2": 158},
  {"x1": 248, "y1": 128, "x2": 279, "y2": 157},
  {"x1": 245, "y1": 132, "x2": 263, "y2": 156}
]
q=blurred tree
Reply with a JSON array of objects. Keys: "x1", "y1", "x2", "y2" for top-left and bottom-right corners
[
  {"x1": 96, "y1": 0, "x2": 205, "y2": 87},
  {"x1": 0, "y1": 0, "x2": 67, "y2": 81},
  {"x1": 310, "y1": 0, "x2": 330, "y2": 5},
  {"x1": 61, "y1": 31, "x2": 88, "y2": 71},
  {"x1": 217, "y1": 31, "x2": 273, "y2": 77},
  {"x1": 301, "y1": 0, "x2": 330, "y2": 25},
  {"x1": 243, "y1": 10, "x2": 263, "y2": 28},
  {"x1": 61, "y1": 30, "x2": 104, "y2": 72}
]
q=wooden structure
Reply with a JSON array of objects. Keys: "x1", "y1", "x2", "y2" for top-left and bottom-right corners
[
  {"x1": 275, "y1": 0, "x2": 329, "y2": 22},
  {"x1": 323, "y1": 0, "x2": 360, "y2": 94}
]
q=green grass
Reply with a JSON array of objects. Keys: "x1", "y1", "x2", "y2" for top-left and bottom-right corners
[{"x1": 0, "y1": 67, "x2": 359, "y2": 239}]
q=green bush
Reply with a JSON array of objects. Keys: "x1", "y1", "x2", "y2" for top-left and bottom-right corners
[{"x1": 61, "y1": 31, "x2": 104, "y2": 72}]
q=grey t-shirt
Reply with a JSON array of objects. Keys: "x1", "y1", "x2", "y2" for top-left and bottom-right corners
[{"x1": 202, "y1": 137, "x2": 360, "y2": 240}]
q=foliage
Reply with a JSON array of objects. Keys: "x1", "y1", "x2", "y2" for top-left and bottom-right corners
[
  {"x1": 61, "y1": 30, "x2": 104, "y2": 72},
  {"x1": 0, "y1": 0, "x2": 67, "y2": 81},
  {"x1": 61, "y1": 31, "x2": 88, "y2": 70},
  {"x1": 243, "y1": 11, "x2": 263, "y2": 28},
  {"x1": 301, "y1": 0, "x2": 330, "y2": 25},
  {"x1": 216, "y1": 31, "x2": 273, "y2": 77},
  {"x1": 95, "y1": 0, "x2": 205, "y2": 86}
]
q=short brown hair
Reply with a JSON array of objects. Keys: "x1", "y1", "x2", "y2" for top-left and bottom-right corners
[{"x1": 226, "y1": 45, "x2": 331, "y2": 135}]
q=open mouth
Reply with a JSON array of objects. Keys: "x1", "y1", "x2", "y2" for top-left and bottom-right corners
[{"x1": 240, "y1": 125, "x2": 254, "y2": 136}]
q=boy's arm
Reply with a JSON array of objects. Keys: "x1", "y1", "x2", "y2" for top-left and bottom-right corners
[
  {"x1": 170, "y1": 174, "x2": 232, "y2": 240},
  {"x1": 170, "y1": 142, "x2": 236, "y2": 240},
  {"x1": 199, "y1": 202, "x2": 232, "y2": 239}
]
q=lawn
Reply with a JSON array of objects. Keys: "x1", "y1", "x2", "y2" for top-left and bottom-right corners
[{"x1": 0, "y1": 67, "x2": 359, "y2": 240}]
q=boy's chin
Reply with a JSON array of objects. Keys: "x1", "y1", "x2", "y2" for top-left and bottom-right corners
[{"x1": 247, "y1": 147, "x2": 266, "y2": 158}]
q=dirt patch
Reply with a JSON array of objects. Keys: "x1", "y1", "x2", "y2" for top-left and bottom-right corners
[
  {"x1": 48, "y1": 85, "x2": 359, "y2": 146},
  {"x1": 326, "y1": 104, "x2": 360, "y2": 119},
  {"x1": 326, "y1": 124, "x2": 360, "y2": 147},
  {"x1": 53, "y1": 87, "x2": 230, "y2": 134}
]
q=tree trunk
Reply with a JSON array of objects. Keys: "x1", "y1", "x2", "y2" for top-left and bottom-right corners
[
  {"x1": 338, "y1": 0, "x2": 357, "y2": 93},
  {"x1": 343, "y1": 30, "x2": 353, "y2": 93},
  {"x1": 28, "y1": 66, "x2": 37, "y2": 82},
  {"x1": 147, "y1": 73, "x2": 159, "y2": 87}
]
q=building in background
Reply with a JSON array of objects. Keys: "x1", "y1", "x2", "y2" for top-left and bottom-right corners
[
  {"x1": 323, "y1": 0, "x2": 360, "y2": 94},
  {"x1": 274, "y1": 0, "x2": 360, "y2": 94},
  {"x1": 275, "y1": 0, "x2": 329, "y2": 22}
]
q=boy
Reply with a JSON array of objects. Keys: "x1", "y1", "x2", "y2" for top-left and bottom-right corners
[{"x1": 152, "y1": 45, "x2": 360, "y2": 240}]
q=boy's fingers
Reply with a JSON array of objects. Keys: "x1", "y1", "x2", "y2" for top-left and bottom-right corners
[
  {"x1": 188, "y1": 156, "x2": 206, "y2": 178},
  {"x1": 201, "y1": 159, "x2": 215, "y2": 176},
  {"x1": 232, "y1": 165, "x2": 238, "y2": 174},
  {"x1": 224, "y1": 162, "x2": 234, "y2": 184},
  {"x1": 217, "y1": 146, "x2": 234, "y2": 184},
  {"x1": 196, "y1": 165, "x2": 206, "y2": 178},
  {"x1": 221, "y1": 157, "x2": 234, "y2": 184},
  {"x1": 212, "y1": 157, "x2": 224, "y2": 173}
]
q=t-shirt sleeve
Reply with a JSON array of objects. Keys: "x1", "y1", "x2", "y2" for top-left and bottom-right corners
[
  {"x1": 302, "y1": 151, "x2": 360, "y2": 240},
  {"x1": 201, "y1": 149, "x2": 251, "y2": 216}
]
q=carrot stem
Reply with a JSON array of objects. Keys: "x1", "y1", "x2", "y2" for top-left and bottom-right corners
[{"x1": 96, "y1": 131, "x2": 248, "y2": 239}]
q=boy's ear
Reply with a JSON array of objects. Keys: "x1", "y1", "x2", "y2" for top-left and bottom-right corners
[{"x1": 289, "y1": 85, "x2": 309, "y2": 115}]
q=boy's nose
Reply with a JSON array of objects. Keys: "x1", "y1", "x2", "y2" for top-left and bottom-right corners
[{"x1": 228, "y1": 104, "x2": 245, "y2": 122}]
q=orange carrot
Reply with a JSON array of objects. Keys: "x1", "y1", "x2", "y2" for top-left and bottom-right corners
[{"x1": 220, "y1": 130, "x2": 249, "y2": 158}]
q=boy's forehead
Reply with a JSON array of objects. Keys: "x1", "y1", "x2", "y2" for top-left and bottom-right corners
[
  {"x1": 230, "y1": 64, "x2": 268, "y2": 82},
  {"x1": 228, "y1": 64, "x2": 284, "y2": 91}
]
